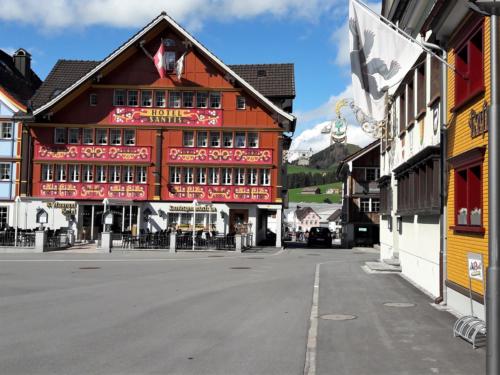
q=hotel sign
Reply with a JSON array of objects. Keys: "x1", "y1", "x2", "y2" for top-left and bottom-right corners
[
  {"x1": 39, "y1": 183, "x2": 147, "y2": 200},
  {"x1": 469, "y1": 102, "x2": 488, "y2": 138},
  {"x1": 168, "y1": 185, "x2": 272, "y2": 202},
  {"x1": 109, "y1": 107, "x2": 222, "y2": 127},
  {"x1": 168, "y1": 147, "x2": 273, "y2": 165},
  {"x1": 34, "y1": 143, "x2": 152, "y2": 163}
]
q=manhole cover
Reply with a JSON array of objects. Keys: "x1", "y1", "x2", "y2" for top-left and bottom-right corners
[
  {"x1": 208, "y1": 255, "x2": 224, "y2": 257},
  {"x1": 246, "y1": 257, "x2": 264, "y2": 260},
  {"x1": 321, "y1": 314, "x2": 357, "y2": 321},
  {"x1": 383, "y1": 302, "x2": 416, "y2": 308},
  {"x1": 230, "y1": 267, "x2": 251, "y2": 270},
  {"x1": 79, "y1": 267, "x2": 101, "y2": 270},
  {"x1": 307, "y1": 254, "x2": 321, "y2": 256}
]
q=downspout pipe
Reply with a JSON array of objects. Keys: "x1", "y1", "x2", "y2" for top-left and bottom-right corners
[{"x1": 423, "y1": 41, "x2": 447, "y2": 305}]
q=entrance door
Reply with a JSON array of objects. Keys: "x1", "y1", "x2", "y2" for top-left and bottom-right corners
[{"x1": 229, "y1": 209, "x2": 249, "y2": 234}]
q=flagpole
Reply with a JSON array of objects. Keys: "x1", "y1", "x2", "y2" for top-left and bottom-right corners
[{"x1": 352, "y1": 0, "x2": 462, "y2": 78}]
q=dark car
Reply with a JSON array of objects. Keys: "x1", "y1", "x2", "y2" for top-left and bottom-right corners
[{"x1": 307, "y1": 227, "x2": 332, "y2": 247}]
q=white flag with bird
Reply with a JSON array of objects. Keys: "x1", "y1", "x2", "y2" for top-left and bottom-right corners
[
  {"x1": 176, "y1": 52, "x2": 187, "y2": 80},
  {"x1": 349, "y1": 0, "x2": 423, "y2": 121}
]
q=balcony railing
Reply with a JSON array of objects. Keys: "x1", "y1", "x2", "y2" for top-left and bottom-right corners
[
  {"x1": 167, "y1": 147, "x2": 273, "y2": 165},
  {"x1": 353, "y1": 181, "x2": 380, "y2": 195}
]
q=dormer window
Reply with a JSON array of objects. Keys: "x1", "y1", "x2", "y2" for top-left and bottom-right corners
[
  {"x1": 164, "y1": 39, "x2": 176, "y2": 47},
  {"x1": 166, "y1": 51, "x2": 176, "y2": 71},
  {"x1": 89, "y1": 93, "x2": 97, "y2": 106}
]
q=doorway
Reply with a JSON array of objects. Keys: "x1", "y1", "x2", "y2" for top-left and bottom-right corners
[{"x1": 229, "y1": 209, "x2": 248, "y2": 234}]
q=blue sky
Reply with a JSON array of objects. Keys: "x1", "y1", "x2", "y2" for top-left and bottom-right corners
[{"x1": 0, "y1": 0, "x2": 379, "y2": 151}]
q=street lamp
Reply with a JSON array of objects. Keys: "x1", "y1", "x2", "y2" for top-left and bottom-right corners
[{"x1": 471, "y1": 2, "x2": 500, "y2": 374}]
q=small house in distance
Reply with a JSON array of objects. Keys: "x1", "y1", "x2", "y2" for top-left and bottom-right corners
[{"x1": 301, "y1": 187, "x2": 320, "y2": 195}]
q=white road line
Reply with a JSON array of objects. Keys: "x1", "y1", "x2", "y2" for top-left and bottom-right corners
[{"x1": 304, "y1": 263, "x2": 320, "y2": 375}]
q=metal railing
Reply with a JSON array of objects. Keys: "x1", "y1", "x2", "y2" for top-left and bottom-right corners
[
  {"x1": 46, "y1": 234, "x2": 69, "y2": 249},
  {"x1": 121, "y1": 233, "x2": 171, "y2": 249},
  {"x1": 0, "y1": 231, "x2": 35, "y2": 247},
  {"x1": 176, "y1": 234, "x2": 236, "y2": 250}
]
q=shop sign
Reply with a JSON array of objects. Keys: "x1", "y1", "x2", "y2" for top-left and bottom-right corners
[
  {"x1": 39, "y1": 183, "x2": 147, "y2": 200},
  {"x1": 109, "y1": 107, "x2": 222, "y2": 127},
  {"x1": 46, "y1": 201, "x2": 77, "y2": 215},
  {"x1": 34, "y1": 143, "x2": 152, "y2": 162},
  {"x1": 467, "y1": 252, "x2": 484, "y2": 281},
  {"x1": 469, "y1": 102, "x2": 488, "y2": 138},
  {"x1": 168, "y1": 185, "x2": 271, "y2": 202},
  {"x1": 170, "y1": 205, "x2": 216, "y2": 212},
  {"x1": 168, "y1": 147, "x2": 272, "y2": 164}
]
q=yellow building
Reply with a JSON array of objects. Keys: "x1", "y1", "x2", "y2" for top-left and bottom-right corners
[{"x1": 445, "y1": 12, "x2": 489, "y2": 318}]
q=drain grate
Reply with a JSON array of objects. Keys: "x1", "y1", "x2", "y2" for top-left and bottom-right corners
[
  {"x1": 79, "y1": 267, "x2": 101, "y2": 270},
  {"x1": 208, "y1": 255, "x2": 224, "y2": 258},
  {"x1": 383, "y1": 302, "x2": 416, "y2": 308},
  {"x1": 246, "y1": 257, "x2": 264, "y2": 260},
  {"x1": 230, "y1": 267, "x2": 251, "y2": 270},
  {"x1": 321, "y1": 314, "x2": 357, "y2": 321}
]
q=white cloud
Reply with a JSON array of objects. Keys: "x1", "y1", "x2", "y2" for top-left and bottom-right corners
[
  {"x1": 0, "y1": 0, "x2": 343, "y2": 31},
  {"x1": 331, "y1": 1, "x2": 381, "y2": 66}
]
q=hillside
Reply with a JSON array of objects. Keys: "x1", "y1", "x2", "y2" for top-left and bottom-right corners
[
  {"x1": 308, "y1": 143, "x2": 360, "y2": 171},
  {"x1": 288, "y1": 182, "x2": 342, "y2": 204}
]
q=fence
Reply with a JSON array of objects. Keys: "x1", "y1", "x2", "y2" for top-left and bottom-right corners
[
  {"x1": 121, "y1": 233, "x2": 171, "y2": 249},
  {"x1": 0, "y1": 231, "x2": 35, "y2": 247},
  {"x1": 175, "y1": 234, "x2": 236, "y2": 250},
  {"x1": 45, "y1": 233, "x2": 70, "y2": 250}
]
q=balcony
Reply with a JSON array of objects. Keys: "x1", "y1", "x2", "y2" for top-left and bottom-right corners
[
  {"x1": 37, "y1": 182, "x2": 148, "y2": 200},
  {"x1": 34, "y1": 143, "x2": 152, "y2": 163},
  {"x1": 167, "y1": 147, "x2": 273, "y2": 165},
  {"x1": 353, "y1": 181, "x2": 380, "y2": 195},
  {"x1": 167, "y1": 184, "x2": 272, "y2": 203}
]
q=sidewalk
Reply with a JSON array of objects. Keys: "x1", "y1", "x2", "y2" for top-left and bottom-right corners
[{"x1": 315, "y1": 250, "x2": 485, "y2": 375}]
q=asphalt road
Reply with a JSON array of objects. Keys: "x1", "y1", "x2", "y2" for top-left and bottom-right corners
[{"x1": 0, "y1": 247, "x2": 485, "y2": 375}]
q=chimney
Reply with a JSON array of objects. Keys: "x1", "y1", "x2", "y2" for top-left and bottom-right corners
[{"x1": 13, "y1": 48, "x2": 31, "y2": 79}]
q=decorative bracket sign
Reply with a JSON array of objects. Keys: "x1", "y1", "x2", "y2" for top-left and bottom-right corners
[
  {"x1": 167, "y1": 185, "x2": 272, "y2": 202},
  {"x1": 109, "y1": 107, "x2": 222, "y2": 127},
  {"x1": 168, "y1": 147, "x2": 272, "y2": 165},
  {"x1": 38, "y1": 182, "x2": 147, "y2": 200},
  {"x1": 34, "y1": 143, "x2": 152, "y2": 163},
  {"x1": 469, "y1": 102, "x2": 488, "y2": 138}
]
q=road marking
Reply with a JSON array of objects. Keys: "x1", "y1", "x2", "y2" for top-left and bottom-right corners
[{"x1": 304, "y1": 263, "x2": 320, "y2": 375}]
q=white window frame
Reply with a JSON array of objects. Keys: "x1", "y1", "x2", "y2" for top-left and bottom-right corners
[
  {"x1": 55, "y1": 164, "x2": 66, "y2": 182},
  {"x1": 42, "y1": 164, "x2": 53, "y2": 181},
  {"x1": 166, "y1": 51, "x2": 176, "y2": 71},
  {"x1": 82, "y1": 128, "x2": 94, "y2": 144},
  {"x1": 124, "y1": 129, "x2": 135, "y2": 145},
  {"x1": 68, "y1": 165, "x2": 80, "y2": 182},
  {"x1": 68, "y1": 128, "x2": 80, "y2": 144},
  {"x1": 209, "y1": 92, "x2": 221, "y2": 109},
  {"x1": 0, "y1": 122, "x2": 13, "y2": 139},
  {"x1": 109, "y1": 165, "x2": 121, "y2": 183},
  {"x1": 96, "y1": 165, "x2": 107, "y2": 183},
  {"x1": 136, "y1": 166, "x2": 147, "y2": 183},
  {"x1": 127, "y1": 90, "x2": 138, "y2": 107},
  {"x1": 141, "y1": 90, "x2": 153, "y2": 107},
  {"x1": 170, "y1": 167, "x2": 181, "y2": 184},
  {"x1": 360, "y1": 198, "x2": 371, "y2": 213},
  {"x1": 235, "y1": 132, "x2": 246, "y2": 148},
  {"x1": 249, "y1": 168, "x2": 258, "y2": 186},
  {"x1": 248, "y1": 132, "x2": 259, "y2": 148},
  {"x1": 89, "y1": 93, "x2": 97, "y2": 106},
  {"x1": 236, "y1": 168, "x2": 246, "y2": 185},
  {"x1": 183, "y1": 131, "x2": 195, "y2": 147},
  {"x1": 96, "y1": 129, "x2": 108, "y2": 145},
  {"x1": 82, "y1": 165, "x2": 93, "y2": 182},
  {"x1": 124, "y1": 166, "x2": 134, "y2": 183},
  {"x1": 222, "y1": 168, "x2": 232, "y2": 185},
  {"x1": 260, "y1": 169, "x2": 270, "y2": 186},
  {"x1": 169, "y1": 92, "x2": 181, "y2": 108},
  {"x1": 182, "y1": 92, "x2": 194, "y2": 108},
  {"x1": 0, "y1": 206, "x2": 8, "y2": 229},
  {"x1": 114, "y1": 89, "x2": 125, "y2": 106},
  {"x1": 223, "y1": 132, "x2": 233, "y2": 148},
  {"x1": 110, "y1": 129, "x2": 122, "y2": 145},
  {"x1": 155, "y1": 91, "x2": 166, "y2": 107},
  {"x1": 196, "y1": 92, "x2": 208, "y2": 108},
  {"x1": 236, "y1": 96, "x2": 246, "y2": 110},
  {"x1": 210, "y1": 132, "x2": 221, "y2": 147},
  {"x1": 209, "y1": 168, "x2": 219, "y2": 185},
  {"x1": 197, "y1": 168, "x2": 207, "y2": 184},
  {"x1": 184, "y1": 167, "x2": 194, "y2": 184},
  {"x1": 197, "y1": 131, "x2": 208, "y2": 147},
  {"x1": 54, "y1": 128, "x2": 67, "y2": 144}
]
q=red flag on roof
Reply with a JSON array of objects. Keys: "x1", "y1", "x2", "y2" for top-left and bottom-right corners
[{"x1": 153, "y1": 42, "x2": 166, "y2": 78}]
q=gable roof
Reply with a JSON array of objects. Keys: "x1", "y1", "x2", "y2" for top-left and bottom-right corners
[
  {"x1": 327, "y1": 209, "x2": 342, "y2": 222},
  {"x1": 295, "y1": 207, "x2": 319, "y2": 221},
  {"x1": 336, "y1": 140, "x2": 380, "y2": 178},
  {"x1": 31, "y1": 60, "x2": 99, "y2": 111},
  {"x1": 32, "y1": 12, "x2": 295, "y2": 124},
  {"x1": 301, "y1": 186, "x2": 320, "y2": 192},
  {"x1": 0, "y1": 49, "x2": 41, "y2": 108},
  {"x1": 229, "y1": 64, "x2": 295, "y2": 98}
]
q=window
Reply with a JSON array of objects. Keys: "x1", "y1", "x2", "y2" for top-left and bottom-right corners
[
  {"x1": 430, "y1": 57, "x2": 441, "y2": 103},
  {"x1": 366, "y1": 168, "x2": 380, "y2": 182},
  {"x1": 124, "y1": 166, "x2": 134, "y2": 183},
  {"x1": 196, "y1": 92, "x2": 208, "y2": 108},
  {"x1": 96, "y1": 129, "x2": 108, "y2": 145},
  {"x1": 197, "y1": 131, "x2": 208, "y2": 147},
  {"x1": 136, "y1": 166, "x2": 147, "y2": 183},
  {"x1": 0, "y1": 122, "x2": 12, "y2": 139},
  {"x1": 0, "y1": 207, "x2": 8, "y2": 229},
  {"x1": 183, "y1": 92, "x2": 194, "y2": 108},
  {"x1": 223, "y1": 132, "x2": 233, "y2": 148},
  {"x1": 407, "y1": 80, "x2": 414, "y2": 126},
  {"x1": 360, "y1": 198, "x2": 370, "y2": 213},
  {"x1": 83, "y1": 128, "x2": 94, "y2": 144},
  {"x1": 169, "y1": 92, "x2": 181, "y2": 108},
  {"x1": 42, "y1": 164, "x2": 53, "y2": 181},
  {"x1": 222, "y1": 168, "x2": 232, "y2": 185},
  {"x1": 260, "y1": 169, "x2": 270, "y2": 186},
  {"x1": 455, "y1": 25, "x2": 484, "y2": 106},
  {"x1": 249, "y1": 168, "x2": 258, "y2": 185},
  {"x1": 96, "y1": 165, "x2": 107, "y2": 183},
  {"x1": 109, "y1": 165, "x2": 121, "y2": 183},
  {"x1": 417, "y1": 63, "x2": 426, "y2": 116},
  {"x1": 166, "y1": 51, "x2": 176, "y2": 71},
  {"x1": 82, "y1": 165, "x2": 93, "y2": 182},
  {"x1": 69, "y1": 165, "x2": 80, "y2": 182},
  {"x1": 237, "y1": 96, "x2": 246, "y2": 110},
  {"x1": 236, "y1": 168, "x2": 245, "y2": 185},
  {"x1": 210, "y1": 132, "x2": 221, "y2": 147},
  {"x1": 155, "y1": 91, "x2": 166, "y2": 107},
  {"x1": 170, "y1": 167, "x2": 181, "y2": 184},
  {"x1": 248, "y1": 132, "x2": 258, "y2": 148},
  {"x1": 124, "y1": 130, "x2": 135, "y2": 145},
  {"x1": 235, "y1": 132, "x2": 246, "y2": 148},
  {"x1": 456, "y1": 164, "x2": 482, "y2": 227},
  {"x1": 399, "y1": 93, "x2": 406, "y2": 133},
  {"x1": 54, "y1": 128, "x2": 67, "y2": 144},
  {"x1": 128, "y1": 90, "x2": 138, "y2": 106},
  {"x1": 372, "y1": 198, "x2": 380, "y2": 212},
  {"x1": 55, "y1": 164, "x2": 66, "y2": 182},
  {"x1": 142, "y1": 90, "x2": 153, "y2": 107},
  {"x1": 110, "y1": 129, "x2": 121, "y2": 145},
  {"x1": 209, "y1": 92, "x2": 221, "y2": 108},
  {"x1": 184, "y1": 167, "x2": 194, "y2": 184},
  {"x1": 197, "y1": 168, "x2": 206, "y2": 184},
  {"x1": 209, "y1": 168, "x2": 219, "y2": 185},
  {"x1": 68, "y1": 128, "x2": 80, "y2": 144},
  {"x1": 114, "y1": 89, "x2": 125, "y2": 106},
  {"x1": 89, "y1": 93, "x2": 97, "y2": 106},
  {"x1": 183, "y1": 131, "x2": 195, "y2": 147}
]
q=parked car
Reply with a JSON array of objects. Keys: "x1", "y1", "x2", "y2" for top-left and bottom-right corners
[{"x1": 307, "y1": 227, "x2": 332, "y2": 247}]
